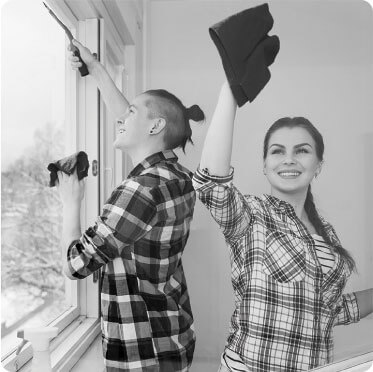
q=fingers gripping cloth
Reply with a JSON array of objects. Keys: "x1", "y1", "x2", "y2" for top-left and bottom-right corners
[
  {"x1": 209, "y1": 3, "x2": 280, "y2": 106},
  {"x1": 47, "y1": 151, "x2": 90, "y2": 187}
]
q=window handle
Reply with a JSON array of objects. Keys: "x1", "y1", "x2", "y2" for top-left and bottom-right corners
[{"x1": 92, "y1": 160, "x2": 98, "y2": 176}]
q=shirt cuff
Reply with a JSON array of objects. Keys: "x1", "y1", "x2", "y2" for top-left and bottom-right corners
[
  {"x1": 65, "y1": 239, "x2": 86, "y2": 279},
  {"x1": 194, "y1": 166, "x2": 234, "y2": 184},
  {"x1": 348, "y1": 292, "x2": 361, "y2": 322}
]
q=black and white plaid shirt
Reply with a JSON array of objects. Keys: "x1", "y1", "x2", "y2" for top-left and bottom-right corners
[
  {"x1": 65, "y1": 150, "x2": 196, "y2": 372},
  {"x1": 193, "y1": 167, "x2": 360, "y2": 372}
]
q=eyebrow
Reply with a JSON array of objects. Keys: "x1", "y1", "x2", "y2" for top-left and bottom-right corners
[
  {"x1": 116, "y1": 104, "x2": 138, "y2": 122},
  {"x1": 269, "y1": 143, "x2": 312, "y2": 149}
]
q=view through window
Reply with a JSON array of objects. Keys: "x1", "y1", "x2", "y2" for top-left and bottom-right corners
[{"x1": 1, "y1": 0, "x2": 72, "y2": 356}]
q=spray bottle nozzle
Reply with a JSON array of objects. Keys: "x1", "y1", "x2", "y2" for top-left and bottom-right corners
[{"x1": 16, "y1": 329, "x2": 27, "y2": 355}]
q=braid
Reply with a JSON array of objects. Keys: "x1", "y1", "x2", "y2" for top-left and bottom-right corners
[
  {"x1": 305, "y1": 186, "x2": 356, "y2": 273},
  {"x1": 305, "y1": 186, "x2": 331, "y2": 243}
]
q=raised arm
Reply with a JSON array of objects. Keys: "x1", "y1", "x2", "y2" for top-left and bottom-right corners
[
  {"x1": 69, "y1": 39, "x2": 129, "y2": 118},
  {"x1": 193, "y1": 81, "x2": 253, "y2": 243},
  {"x1": 199, "y1": 81, "x2": 237, "y2": 176}
]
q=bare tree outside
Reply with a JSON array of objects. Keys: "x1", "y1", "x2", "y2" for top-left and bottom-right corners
[
  {"x1": 1, "y1": 122, "x2": 69, "y2": 341},
  {"x1": 1, "y1": 0, "x2": 69, "y2": 354}
]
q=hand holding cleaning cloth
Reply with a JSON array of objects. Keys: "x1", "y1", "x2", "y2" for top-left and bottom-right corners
[
  {"x1": 209, "y1": 3, "x2": 280, "y2": 106},
  {"x1": 47, "y1": 151, "x2": 89, "y2": 187}
]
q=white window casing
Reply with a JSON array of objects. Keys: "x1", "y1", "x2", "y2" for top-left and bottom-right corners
[{"x1": 2, "y1": 15, "x2": 101, "y2": 372}]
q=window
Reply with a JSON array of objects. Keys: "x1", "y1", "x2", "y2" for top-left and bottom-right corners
[
  {"x1": 1, "y1": 1, "x2": 101, "y2": 370},
  {"x1": 1, "y1": 0, "x2": 74, "y2": 358}
]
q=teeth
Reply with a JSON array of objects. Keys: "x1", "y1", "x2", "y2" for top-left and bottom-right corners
[{"x1": 279, "y1": 172, "x2": 300, "y2": 176}]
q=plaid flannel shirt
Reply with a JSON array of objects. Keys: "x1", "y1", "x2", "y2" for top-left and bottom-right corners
[
  {"x1": 193, "y1": 167, "x2": 360, "y2": 372},
  {"x1": 66, "y1": 150, "x2": 196, "y2": 372}
]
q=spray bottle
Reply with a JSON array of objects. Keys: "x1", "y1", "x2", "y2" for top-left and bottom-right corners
[{"x1": 16, "y1": 327, "x2": 58, "y2": 372}]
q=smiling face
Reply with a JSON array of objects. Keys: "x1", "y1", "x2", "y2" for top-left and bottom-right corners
[
  {"x1": 113, "y1": 94, "x2": 160, "y2": 151},
  {"x1": 264, "y1": 126, "x2": 323, "y2": 197}
]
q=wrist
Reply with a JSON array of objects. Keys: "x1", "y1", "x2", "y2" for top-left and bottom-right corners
[
  {"x1": 62, "y1": 201, "x2": 81, "y2": 213},
  {"x1": 89, "y1": 60, "x2": 104, "y2": 77}
]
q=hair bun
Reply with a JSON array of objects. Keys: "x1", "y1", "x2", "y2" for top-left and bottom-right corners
[{"x1": 186, "y1": 105, "x2": 205, "y2": 122}]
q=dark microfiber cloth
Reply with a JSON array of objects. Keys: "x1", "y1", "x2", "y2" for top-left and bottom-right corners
[
  {"x1": 47, "y1": 151, "x2": 89, "y2": 187},
  {"x1": 230, "y1": 34, "x2": 280, "y2": 106},
  {"x1": 209, "y1": 3, "x2": 280, "y2": 106}
]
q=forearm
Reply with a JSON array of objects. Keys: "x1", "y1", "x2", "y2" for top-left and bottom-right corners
[
  {"x1": 355, "y1": 288, "x2": 373, "y2": 318},
  {"x1": 89, "y1": 61, "x2": 129, "y2": 118},
  {"x1": 61, "y1": 203, "x2": 82, "y2": 261},
  {"x1": 200, "y1": 81, "x2": 237, "y2": 176}
]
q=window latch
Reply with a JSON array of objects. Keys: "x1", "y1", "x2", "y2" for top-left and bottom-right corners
[{"x1": 92, "y1": 160, "x2": 98, "y2": 176}]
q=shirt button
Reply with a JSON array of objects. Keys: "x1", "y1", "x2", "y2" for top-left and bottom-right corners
[
  {"x1": 315, "y1": 288, "x2": 320, "y2": 294},
  {"x1": 314, "y1": 315, "x2": 319, "y2": 321}
]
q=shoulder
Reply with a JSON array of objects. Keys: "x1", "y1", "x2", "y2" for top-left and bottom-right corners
[
  {"x1": 243, "y1": 193, "x2": 272, "y2": 209},
  {"x1": 136, "y1": 161, "x2": 192, "y2": 185},
  {"x1": 107, "y1": 178, "x2": 156, "y2": 207},
  {"x1": 242, "y1": 193, "x2": 264, "y2": 214},
  {"x1": 244, "y1": 193, "x2": 262, "y2": 205},
  {"x1": 130, "y1": 161, "x2": 194, "y2": 204}
]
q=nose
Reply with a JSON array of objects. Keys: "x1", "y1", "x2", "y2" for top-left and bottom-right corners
[
  {"x1": 116, "y1": 111, "x2": 129, "y2": 125},
  {"x1": 116, "y1": 118, "x2": 125, "y2": 127},
  {"x1": 282, "y1": 154, "x2": 296, "y2": 165}
]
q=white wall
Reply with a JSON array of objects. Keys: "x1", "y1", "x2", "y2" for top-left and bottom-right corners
[{"x1": 144, "y1": 0, "x2": 373, "y2": 367}]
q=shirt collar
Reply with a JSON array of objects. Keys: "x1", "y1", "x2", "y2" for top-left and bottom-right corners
[
  {"x1": 262, "y1": 194, "x2": 296, "y2": 215},
  {"x1": 128, "y1": 149, "x2": 178, "y2": 178},
  {"x1": 262, "y1": 193, "x2": 337, "y2": 242}
]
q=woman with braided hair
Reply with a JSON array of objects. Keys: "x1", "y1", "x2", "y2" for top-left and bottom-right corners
[{"x1": 193, "y1": 81, "x2": 373, "y2": 371}]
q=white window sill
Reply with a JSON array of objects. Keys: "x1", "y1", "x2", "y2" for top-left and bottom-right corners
[
  {"x1": 2, "y1": 316, "x2": 101, "y2": 372},
  {"x1": 5, "y1": 319, "x2": 371, "y2": 372},
  {"x1": 64, "y1": 338, "x2": 373, "y2": 372},
  {"x1": 312, "y1": 352, "x2": 373, "y2": 372},
  {"x1": 70, "y1": 334, "x2": 104, "y2": 372}
]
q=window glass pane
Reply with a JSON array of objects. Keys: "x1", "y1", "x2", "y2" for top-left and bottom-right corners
[{"x1": 1, "y1": 0, "x2": 72, "y2": 355}]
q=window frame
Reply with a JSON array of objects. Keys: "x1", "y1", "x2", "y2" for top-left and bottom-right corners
[
  {"x1": 2, "y1": 0, "x2": 134, "y2": 367},
  {"x1": 100, "y1": 41, "x2": 128, "y2": 201},
  {"x1": 1, "y1": 9, "x2": 101, "y2": 372}
]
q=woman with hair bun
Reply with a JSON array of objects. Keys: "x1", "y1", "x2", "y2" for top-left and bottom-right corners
[
  {"x1": 58, "y1": 40, "x2": 205, "y2": 372},
  {"x1": 193, "y1": 81, "x2": 373, "y2": 371}
]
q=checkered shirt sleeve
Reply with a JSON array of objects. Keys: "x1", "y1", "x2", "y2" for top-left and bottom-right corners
[
  {"x1": 192, "y1": 167, "x2": 253, "y2": 242},
  {"x1": 65, "y1": 179, "x2": 158, "y2": 279},
  {"x1": 334, "y1": 292, "x2": 360, "y2": 325}
]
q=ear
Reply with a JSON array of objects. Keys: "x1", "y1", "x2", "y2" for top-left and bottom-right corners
[
  {"x1": 315, "y1": 160, "x2": 324, "y2": 177},
  {"x1": 263, "y1": 161, "x2": 267, "y2": 175},
  {"x1": 149, "y1": 118, "x2": 166, "y2": 135}
]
